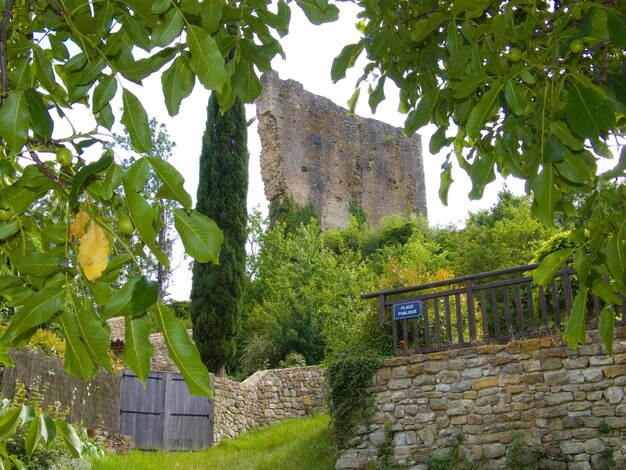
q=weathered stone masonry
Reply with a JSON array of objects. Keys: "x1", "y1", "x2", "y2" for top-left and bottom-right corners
[
  {"x1": 257, "y1": 72, "x2": 427, "y2": 229},
  {"x1": 213, "y1": 366, "x2": 326, "y2": 442},
  {"x1": 337, "y1": 328, "x2": 626, "y2": 469},
  {"x1": 2, "y1": 346, "x2": 326, "y2": 447}
]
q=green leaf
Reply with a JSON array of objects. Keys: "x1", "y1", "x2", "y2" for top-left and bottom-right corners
[
  {"x1": 68, "y1": 155, "x2": 114, "y2": 207},
  {"x1": 453, "y1": 73, "x2": 487, "y2": 99},
  {"x1": 409, "y1": 13, "x2": 445, "y2": 43},
  {"x1": 0, "y1": 92, "x2": 29, "y2": 152},
  {"x1": 405, "y1": 90, "x2": 439, "y2": 135},
  {"x1": 145, "y1": 157, "x2": 192, "y2": 210},
  {"x1": 565, "y1": 82, "x2": 615, "y2": 139},
  {"x1": 25, "y1": 412, "x2": 41, "y2": 457},
  {"x1": 295, "y1": 0, "x2": 339, "y2": 25},
  {"x1": 347, "y1": 87, "x2": 360, "y2": 115},
  {"x1": 153, "y1": 303, "x2": 213, "y2": 397},
  {"x1": 439, "y1": 160, "x2": 453, "y2": 206},
  {"x1": 41, "y1": 415, "x2": 55, "y2": 443},
  {"x1": 533, "y1": 248, "x2": 574, "y2": 287},
  {"x1": 0, "y1": 220, "x2": 19, "y2": 240},
  {"x1": 126, "y1": 193, "x2": 169, "y2": 267},
  {"x1": 2, "y1": 288, "x2": 65, "y2": 343},
  {"x1": 0, "y1": 408, "x2": 21, "y2": 442},
  {"x1": 550, "y1": 121, "x2": 584, "y2": 151},
  {"x1": 152, "y1": 9, "x2": 184, "y2": 47},
  {"x1": 101, "y1": 277, "x2": 139, "y2": 320},
  {"x1": 101, "y1": 163, "x2": 123, "y2": 200},
  {"x1": 0, "y1": 349, "x2": 14, "y2": 367},
  {"x1": 122, "y1": 88, "x2": 152, "y2": 154},
  {"x1": 563, "y1": 287, "x2": 588, "y2": 350},
  {"x1": 54, "y1": 421, "x2": 81, "y2": 459},
  {"x1": 58, "y1": 311, "x2": 97, "y2": 380},
  {"x1": 14, "y1": 251, "x2": 62, "y2": 277},
  {"x1": 331, "y1": 42, "x2": 365, "y2": 82},
  {"x1": 151, "y1": 0, "x2": 170, "y2": 14},
  {"x1": 33, "y1": 45, "x2": 56, "y2": 93},
  {"x1": 89, "y1": 281, "x2": 113, "y2": 305},
  {"x1": 606, "y1": 221, "x2": 626, "y2": 285},
  {"x1": 530, "y1": 164, "x2": 560, "y2": 227},
  {"x1": 130, "y1": 276, "x2": 159, "y2": 316},
  {"x1": 592, "y1": 279, "x2": 622, "y2": 305},
  {"x1": 555, "y1": 150, "x2": 593, "y2": 184},
  {"x1": 92, "y1": 75, "x2": 117, "y2": 113},
  {"x1": 173, "y1": 208, "x2": 223, "y2": 263},
  {"x1": 124, "y1": 158, "x2": 151, "y2": 193},
  {"x1": 95, "y1": 103, "x2": 115, "y2": 130},
  {"x1": 200, "y1": 0, "x2": 223, "y2": 34},
  {"x1": 161, "y1": 57, "x2": 195, "y2": 116},
  {"x1": 599, "y1": 306, "x2": 615, "y2": 356},
  {"x1": 123, "y1": 315, "x2": 154, "y2": 383},
  {"x1": 95, "y1": 1, "x2": 115, "y2": 36},
  {"x1": 122, "y1": 14, "x2": 151, "y2": 51},
  {"x1": 187, "y1": 25, "x2": 227, "y2": 92},
  {"x1": 70, "y1": 293, "x2": 112, "y2": 370},
  {"x1": 466, "y1": 81, "x2": 503, "y2": 139},
  {"x1": 232, "y1": 58, "x2": 263, "y2": 102},
  {"x1": 608, "y1": 13, "x2": 626, "y2": 50},
  {"x1": 24, "y1": 89, "x2": 53, "y2": 141},
  {"x1": 468, "y1": 153, "x2": 497, "y2": 200},
  {"x1": 368, "y1": 77, "x2": 386, "y2": 114},
  {"x1": 504, "y1": 81, "x2": 526, "y2": 116}
]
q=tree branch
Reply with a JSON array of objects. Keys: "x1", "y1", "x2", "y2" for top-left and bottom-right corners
[
  {"x1": 29, "y1": 150, "x2": 71, "y2": 187},
  {"x1": 0, "y1": 0, "x2": 15, "y2": 106}
]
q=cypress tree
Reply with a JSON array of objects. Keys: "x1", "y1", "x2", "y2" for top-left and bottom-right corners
[{"x1": 190, "y1": 93, "x2": 248, "y2": 376}]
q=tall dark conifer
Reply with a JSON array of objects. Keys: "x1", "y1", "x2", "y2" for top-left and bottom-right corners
[{"x1": 190, "y1": 93, "x2": 248, "y2": 376}]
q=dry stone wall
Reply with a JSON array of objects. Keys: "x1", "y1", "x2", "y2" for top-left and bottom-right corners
[
  {"x1": 257, "y1": 72, "x2": 427, "y2": 229},
  {"x1": 337, "y1": 328, "x2": 626, "y2": 469},
  {"x1": 2, "y1": 347, "x2": 326, "y2": 446},
  {"x1": 214, "y1": 366, "x2": 326, "y2": 442}
]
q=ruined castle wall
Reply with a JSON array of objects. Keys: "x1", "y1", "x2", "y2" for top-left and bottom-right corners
[{"x1": 256, "y1": 72, "x2": 427, "y2": 229}]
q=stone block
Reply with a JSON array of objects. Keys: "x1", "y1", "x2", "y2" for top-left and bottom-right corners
[
  {"x1": 545, "y1": 370, "x2": 569, "y2": 385},
  {"x1": 546, "y1": 392, "x2": 574, "y2": 406},
  {"x1": 524, "y1": 360, "x2": 543, "y2": 372},
  {"x1": 541, "y1": 358, "x2": 563, "y2": 370},
  {"x1": 392, "y1": 366, "x2": 408, "y2": 379},
  {"x1": 582, "y1": 368, "x2": 603, "y2": 382},
  {"x1": 438, "y1": 371, "x2": 461, "y2": 384},
  {"x1": 563, "y1": 357, "x2": 589, "y2": 369},
  {"x1": 461, "y1": 367, "x2": 484, "y2": 379},
  {"x1": 406, "y1": 363, "x2": 424, "y2": 377},
  {"x1": 602, "y1": 365, "x2": 626, "y2": 378},
  {"x1": 427, "y1": 351, "x2": 451, "y2": 361},
  {"x1": 472, "y1": 376, "x2": 499, "y2": 390},
  {"x1": 560, "y1": 440, "x2": 586, "y2": 455},
  {"x1": 413, "y1": 375, "x2": 436, "y2": 386},
  {"x1": 478, "y1": 344, "x2": 505, "y2": 355},
  {"x1": 591, "y1": 406, "x2": 614, "y2": 417},
  {"x1": 604, "y1": 386, "x2": 624, "y2": 404}
]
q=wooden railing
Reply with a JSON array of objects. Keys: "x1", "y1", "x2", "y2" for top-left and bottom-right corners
[{"x1": 362, "y1": 263, "x2": 626, "y2": 356}]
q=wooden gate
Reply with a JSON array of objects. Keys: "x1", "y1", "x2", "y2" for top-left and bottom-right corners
[{"x1": 119, "y1": 371, "x2": 214, "y2": 451}]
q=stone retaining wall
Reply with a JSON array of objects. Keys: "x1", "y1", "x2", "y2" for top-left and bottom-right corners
[
  {"x1": 337, "y1": 328, "x2": 626, "y2": 469},
  {"x1": 214, "y1": 366, "x2": 326, "y2": 442}
]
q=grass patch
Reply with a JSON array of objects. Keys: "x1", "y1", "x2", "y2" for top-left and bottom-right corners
[{"x1": 91, "y1": 414, "x2": 335, "y2": 470}]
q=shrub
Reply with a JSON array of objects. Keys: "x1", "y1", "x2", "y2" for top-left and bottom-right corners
[{"x1": 326, "y1": 350, "x2": 381, "y2": 448}]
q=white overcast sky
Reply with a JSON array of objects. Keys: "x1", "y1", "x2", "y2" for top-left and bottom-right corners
[{"x1": 60, "y1": 3, "x2": 526, "y2": 300}]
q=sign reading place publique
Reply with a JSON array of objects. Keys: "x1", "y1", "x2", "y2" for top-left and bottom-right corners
[{"x1": 392, "y1": 300, "x2": 423, "y2": 321}]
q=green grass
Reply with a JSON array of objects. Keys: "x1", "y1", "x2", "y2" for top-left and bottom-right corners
[{"x1": 91, "y1": 414, "x2": 336, "y2": 470}]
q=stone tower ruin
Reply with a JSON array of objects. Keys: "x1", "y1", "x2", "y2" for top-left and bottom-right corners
[{"x1": 256, "y1": 72, "x2": 427, "y2": 229}]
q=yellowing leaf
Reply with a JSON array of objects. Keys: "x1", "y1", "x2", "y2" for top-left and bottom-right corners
[
  {"x1": 69, "y1": 209, "x2": 91, "y2": 241},
  {"x1": 78, "y1": 222, "x2": 110, "y2": 282}
]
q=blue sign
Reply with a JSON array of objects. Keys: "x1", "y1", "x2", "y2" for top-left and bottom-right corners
[{"x1": 393, "y1": 301, "x2": 423, "y2": 321}]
